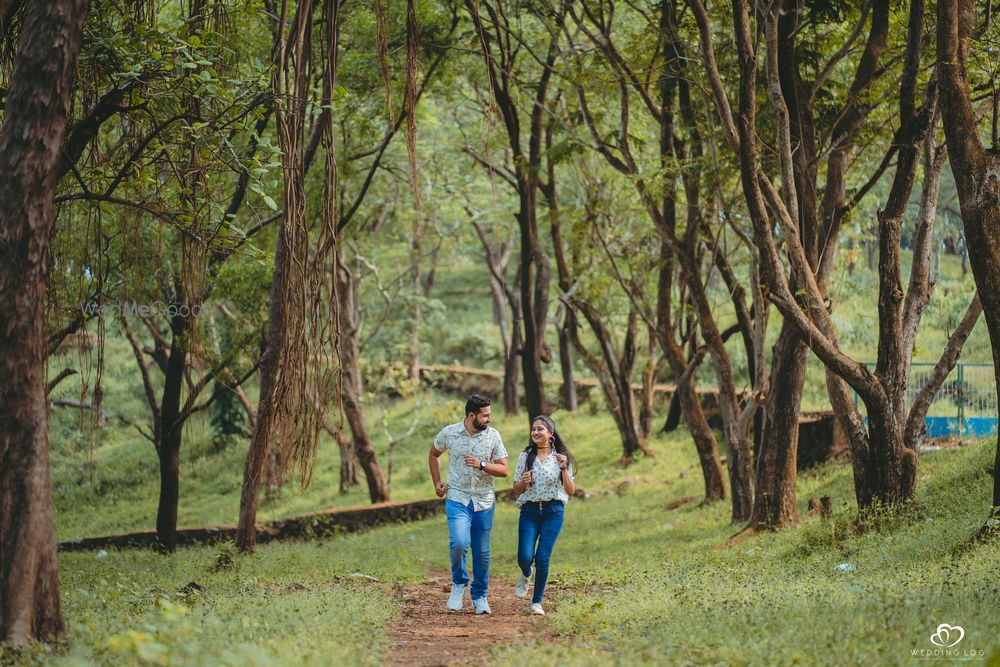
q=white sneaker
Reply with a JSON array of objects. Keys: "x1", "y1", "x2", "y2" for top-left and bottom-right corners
[
  {"x1": 447, "y1": 583, "x2": 466, "y2": 611},
  {"x1": 531, "y1": 602, "x2": 545, "y2": 615},
  {"x1": 472, "y1": 596, "x2": 491, "y2": 615},
  {"x1": 515, "y1": 571, "x2": 531, "y2": 598}
]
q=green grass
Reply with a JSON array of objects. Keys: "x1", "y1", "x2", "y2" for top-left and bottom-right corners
[{"x1": 21, "y1": 389, "x2": 1000, "y2": 666}]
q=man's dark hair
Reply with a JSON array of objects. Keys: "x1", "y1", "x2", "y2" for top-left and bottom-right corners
[{"x1": 465, "y1": 393, "x2": 491, "y2": 416}]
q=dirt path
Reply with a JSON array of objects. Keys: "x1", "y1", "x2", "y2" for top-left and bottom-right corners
[{"x1": 385, "y1": 571, "x2": 557, "y2": 667}]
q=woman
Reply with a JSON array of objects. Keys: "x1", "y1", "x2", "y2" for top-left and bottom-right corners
[{"x1": 511, "y1": 415, "x2": 576, "y2": 615}]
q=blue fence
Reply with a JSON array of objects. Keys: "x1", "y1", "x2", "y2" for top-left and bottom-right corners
[{"x1": 853, "y1": 363, "x2": 997, "y2": 437}]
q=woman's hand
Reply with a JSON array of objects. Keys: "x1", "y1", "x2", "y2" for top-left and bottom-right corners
[
  {"x1": 514, "y1": 469, "x2": 532, "y2": 494},
  {"x1": 556, "y1": 453, "x2": 575, "y2": 494}
]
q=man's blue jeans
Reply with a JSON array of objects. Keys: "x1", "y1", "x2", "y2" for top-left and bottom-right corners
[
  {"x1": 445, "y1": 499, "x2": 494, "y2": 600},
  {"x1": 517, "y1": 501, "x2": 565, "y2": 604}
]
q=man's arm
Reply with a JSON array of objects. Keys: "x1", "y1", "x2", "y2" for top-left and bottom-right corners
[
  {"x1": 463, "y1": 455, "x2": 508, "y2": 477},
  {"x1": 428, "y1": 446, "x2": 446, "y2": 497},
  {"x1": 489, "y1": 457, "x2": 509, "y2": 477}
]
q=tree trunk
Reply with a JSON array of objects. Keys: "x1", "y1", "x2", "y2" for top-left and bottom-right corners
[
  {"x1": 638, "y1": 353, "x2": 656, "y2": 442},
  {"x1": 0, "y1": 0, "x2": 89, "y2": 647},
  {"x1": 340, "y1": 340, "x2": 389, "y2": 503},
  {"x1": 994, "y1": 364, "x2": 1000, "y2": 508},
  {"x1": 676, "y1": 248, "x2": 754, "y2": 521},
  {"x1": 661, "y1": 392, "x2": 682, "y2": 433},
  {"x1": 518, "y1": 197, "x2": 549, "y2": 420},
  {"x1": 337, "y1": 434, "x2": 360, "y2": 494},
  {"x1": 544, "y1": 134, "x2": 577, "y2": 414},
  {"x1": 854, "y1": 400, "x2": 916, "y2": 508},
  {"x1": 472, "y1": 220, "x2": 519, "y2": 415},
  {"x1": 155, "y1": 431, "x2": 182, "y2": 552},
  {"x1": 504, "y1": 322, "x2": 522, "y2": 415},
  {"x1": 265, "y1": 449, "x2": 285, "y2": 495},
  {"x1": 336, "y1": 251, "x2": 389, "y2": 503},
  {"x1": 557, "y1": 311, "x2": 578, "y2": 411},
  {"x1": 153, "y1": 313, "x2": 191, "y2": 552},
  {"x1": 317, "y1": 410, "x2": 359, "y2": 493},
  {"x1": 570, "y1": 303, "x2": 649, "y2": 463},
  {"x1": 750, "y1": 322, "x2": 805, "y2": 530},
  {"x1": 236, "y1": 224, "x2": 288, "y2": 551},
  {"x1": 655, "y1": 237, "x2": 726, "y2": 501},
  {"x1": 676, "y1": 379, "x2": 727, "y2": 502},
  {"x1": 724, "y1": 426, "x2": 755, "y2": 522},
  {"x1": 938, "y1": 0, "x2": 1000, "y2": 517}
]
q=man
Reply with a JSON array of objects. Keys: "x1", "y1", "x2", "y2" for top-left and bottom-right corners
[{"x1": 429, "y1": 393, "x2": 508, "y2": 614}]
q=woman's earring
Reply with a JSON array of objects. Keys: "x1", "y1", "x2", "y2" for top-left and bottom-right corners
[{"x1": 549, "y1": 436, "x2": 555, "y2": 443}]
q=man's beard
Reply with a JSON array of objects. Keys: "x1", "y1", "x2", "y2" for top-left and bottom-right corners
[{"x1": 472, "y1": 417, "x2": 488, "y2": 431}]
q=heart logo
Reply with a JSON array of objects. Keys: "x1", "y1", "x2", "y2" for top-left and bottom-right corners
[{"x1": 930, "y1": 623, "x2": 965, "y2": 648}]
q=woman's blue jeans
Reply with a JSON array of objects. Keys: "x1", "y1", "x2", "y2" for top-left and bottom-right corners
[
  {"x1": 445, "y1": 499, "x2": 494, "y2": 600},
  {"x1": 517, "y1": 501, "x2": 565, "y2": 604}
]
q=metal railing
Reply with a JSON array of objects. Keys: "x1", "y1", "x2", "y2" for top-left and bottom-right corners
[{"x1": 853, "y1": 363, "x2": 997, "y2": 437}]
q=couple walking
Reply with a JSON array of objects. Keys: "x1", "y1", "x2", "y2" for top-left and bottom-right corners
[{"x1": 428, "y1": 394, "x2": 576, "y2": 616}]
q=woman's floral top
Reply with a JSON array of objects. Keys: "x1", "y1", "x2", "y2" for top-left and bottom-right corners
[{"x1": 513, "y1": 449, "x2": 574, "y2": 508}]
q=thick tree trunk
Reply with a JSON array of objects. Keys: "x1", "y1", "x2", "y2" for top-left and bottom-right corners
[
  {"x1": 750, "y1": 322, "x2": 805, "y2": 530},
  {"x1": 741, "y1": 0, "x2": 888, "y2": 528},
  {"x1": 743, "y1": 0, "x2": 820, "y2": 531},
  {"x1": 854, "y1": 400, "x2": 916, "y2": 508},
  {"x1": 0, "y1": 0, "x2": 88, "y2": 647},
  {"x1": 938, "y1": 0, "x2": 1000, "y2": 517},
  {"x1": 724, "y1": 426, "x2": 755, "y2": 522}
]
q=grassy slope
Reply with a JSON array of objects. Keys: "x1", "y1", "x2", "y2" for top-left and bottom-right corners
[{"x1": 27, "y1": 394, "x2": 1000, "y2": 666}]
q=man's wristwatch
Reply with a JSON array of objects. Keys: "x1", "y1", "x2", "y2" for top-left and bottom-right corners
[{"x1": 479, "y1": 459, "x2": 487, "y2": 470}]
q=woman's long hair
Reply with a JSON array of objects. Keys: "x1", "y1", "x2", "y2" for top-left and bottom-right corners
[{"x1": 523, "y1": 415, "x2": 576, "y2": 474}]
